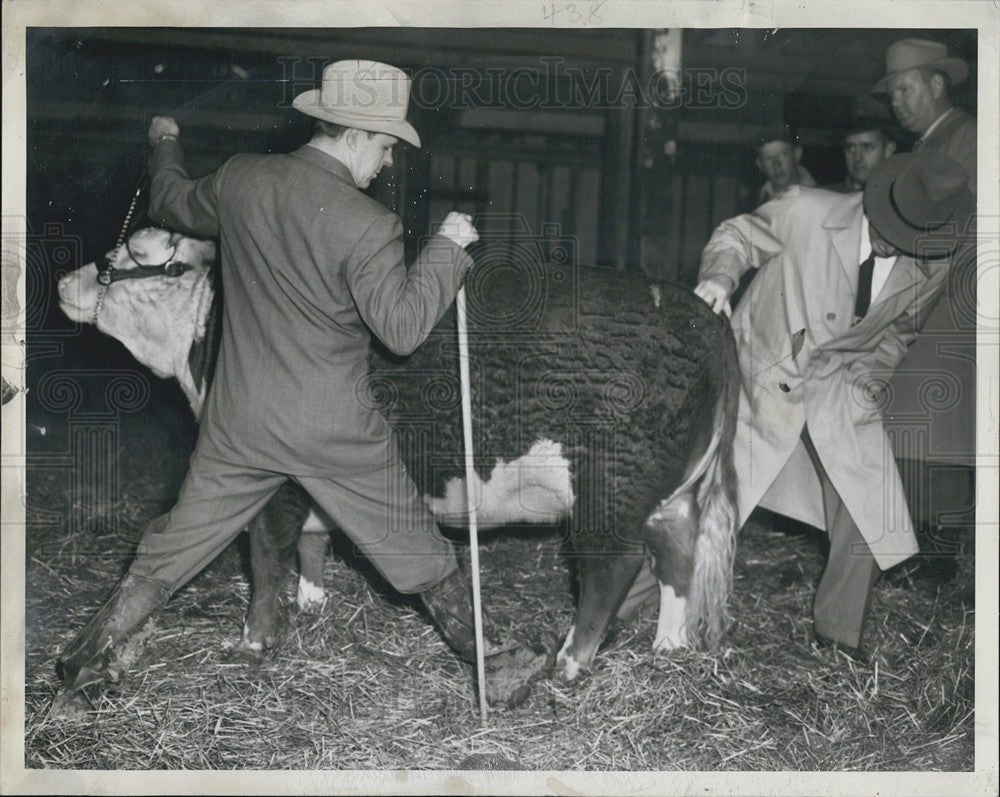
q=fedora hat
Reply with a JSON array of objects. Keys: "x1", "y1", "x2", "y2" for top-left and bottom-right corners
[
  {"x1": 292, "y1": 59, "x2": 421, "y2": 148},
  {"x1": 863, "y1": 151, "x2": 974, "y2": 257},
  {"x1": 871, "y1": 39, "x2": 969, "y2": 94},
  {"x1": 843, "y1": 94, "x2": 898, "y2": 140}
]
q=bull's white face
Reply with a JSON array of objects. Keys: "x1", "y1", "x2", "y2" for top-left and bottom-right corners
[{"x1": 57, "y1": 228, "x2": 216, "y2": 379}]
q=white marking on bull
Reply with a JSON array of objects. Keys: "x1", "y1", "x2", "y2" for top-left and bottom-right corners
[
  {"x1": 296, "y1": 576, "x2": 326, "y2": 611},
  {"x1": 647, "y1": 494, "x2": 691, "y2": 525},
  {"x1": 301, "y1": 508, "x2": 331, "y2": 533},
  {"x1": 425, "y1": 438, "x2": 574, "y2": 528},
  {"x1": 650, "y1": 284, "x2": 662, "y2": 308},
  {"x1": 652, "y1": 584, "x2": 688, "y2": 651},
  {"x1": 239, "y1": 625, "x2": 264, "y2": 653},
  {"x1": 556, "y1": 625, "x2": 583, "y2": 681}
]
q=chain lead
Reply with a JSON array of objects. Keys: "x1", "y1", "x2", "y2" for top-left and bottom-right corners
[{"x1": 94, "y1": 176, "x2": 147, "y2": 326}]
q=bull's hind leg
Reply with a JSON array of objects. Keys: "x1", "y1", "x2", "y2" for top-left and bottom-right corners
[
  {"x1": 236, "y1": 482, "x2": 309, "y2": 659},
  {"x1": 644, "y1": 492, "x2": 698, "y2": 651},
  {"x1": 556, "y1": 543, "x2": 644, "y2": 682},
  {"x1": 296, "y1": 530, "x2": 329, "y2": 611}
]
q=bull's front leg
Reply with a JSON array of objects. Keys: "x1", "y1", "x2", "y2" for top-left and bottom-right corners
[
  {"x1": 556, "y1": 539, "x2": 644, "y2": 682},
  {"x1": 235, "y1": 483, "x2": 309, "y2": 660}
]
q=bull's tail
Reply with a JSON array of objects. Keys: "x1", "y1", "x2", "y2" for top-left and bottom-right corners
[{"x1": 681, "y1": 334, "x2": 740, "y2": 648}]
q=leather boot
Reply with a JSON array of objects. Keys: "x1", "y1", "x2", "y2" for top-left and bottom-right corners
[
  {"x1": 420, "y1": 567, "x2": 555, "y2": 708},
  {"x1": 56, "y1": 573, "x2": 170, "y2": 694}
]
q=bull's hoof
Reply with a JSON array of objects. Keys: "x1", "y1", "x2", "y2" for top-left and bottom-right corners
[
  {"x1": 225, "y1": 639, "x2": 269, "y2": 664},
  {"x1": 553, "y1": 660, "x2": 592, "y2": 685},
  {"x1": 296, "y1": 577, "x2": 327, "y2": 613},
  {"x1": 483, "y1": 635, "x2": 557, "y2": 709},
  {"x1": 48, "y1": 687, "x2": 93, "y2": 721},
  {"x1": 553, "y1": 648, "x2": 593, "y2": 685},
  {"x1": 651, "y1": 630, "x2": 689, "y2": 652}
]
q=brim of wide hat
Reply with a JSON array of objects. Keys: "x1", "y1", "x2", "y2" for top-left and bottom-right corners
[
  {"x1": 871, "y1": 57, "x2": 969, "y2": 94},
  {"x1": 843, "y1": 115, "x2": 896, "y2": 136},
  {"x1": 863, "y1": 153, "x2": 973, "y2": 256},
  {"x1": 292, "y1": 89, "x2": 421, "y2": 148}
]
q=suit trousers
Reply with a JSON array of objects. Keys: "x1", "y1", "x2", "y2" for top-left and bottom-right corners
[
  {"x1": 128, "y1": 447, "x2": 458, "y2": 596},
  {"x1": 801, "y1": 427, "x2": 881, "y2": 648}
]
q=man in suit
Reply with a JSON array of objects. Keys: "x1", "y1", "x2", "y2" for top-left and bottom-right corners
[
  {"x1": 56, "y1": 60, "x2": 550, "y2": 710},
  {"x1": 873, "y1": 38, "x2": 977, "y2": 569},
  {"x1": 873, "y1": 38, "x2": 975, "y2": 191},
  {"x1": 694, "y1": 152, "x2": 973, "y2": 660}
]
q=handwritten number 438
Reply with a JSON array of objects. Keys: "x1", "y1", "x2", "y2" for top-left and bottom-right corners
[{"x1": 542, "y1": 0, "x2": 605, "y2": 24}]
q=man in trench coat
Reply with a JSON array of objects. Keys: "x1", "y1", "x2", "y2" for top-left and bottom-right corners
[
  {"x1": 54, "y1": 59, "x2": 551, "y2": 712},
  {"x1": 694, "y1": 151, "x2": 974, "y2": 657}
]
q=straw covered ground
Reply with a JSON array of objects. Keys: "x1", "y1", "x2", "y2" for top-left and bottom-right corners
[{"x1": 22, "y1": 390, "x2": 975, "y2": 772}]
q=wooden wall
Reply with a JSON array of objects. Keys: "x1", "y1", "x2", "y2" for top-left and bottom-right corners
[{"x1": 25, "y1": 26, "x2": 977, "y2": 294}]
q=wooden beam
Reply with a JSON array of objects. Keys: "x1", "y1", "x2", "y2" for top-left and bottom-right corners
[{"x1": 59, "y1": 27, "x2": 641, "y2": 69}]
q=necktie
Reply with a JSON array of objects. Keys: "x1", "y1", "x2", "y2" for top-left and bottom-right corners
[{"x1": 854, "y1": 250, "x2": 876, "y2": 320}]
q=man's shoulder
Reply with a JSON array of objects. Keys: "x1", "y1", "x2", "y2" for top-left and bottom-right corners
[
  {"x1": 951, "y1": 107, "x2": 976, "y2": 127},
  {"x1": 220, "y1": 151, "x2": 292, "y2": 179},
  {"x1": 762, "y1": 185, "x2": 856, "y2": 219},
  {"x1": 931, "y1": 107, "x2": 976, "y2": 142},
  {"x1": 819, "y1": 179, "x2": 858, "y2": 195}
]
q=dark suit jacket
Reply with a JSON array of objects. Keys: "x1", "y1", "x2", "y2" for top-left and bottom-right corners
[
  {"x1": 149, "y1": 141, "x2": 472, "y2": 476},
  {"x1": 889, "y1": 106, "x2": 977, "y2": 467},
  {"x1": 913, "y1": 107, "x2": 976, "y2": 192}
]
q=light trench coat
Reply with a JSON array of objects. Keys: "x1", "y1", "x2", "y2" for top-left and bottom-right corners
[{"x1": 699, "y1": 187, "x2": 951, "y2": 569}]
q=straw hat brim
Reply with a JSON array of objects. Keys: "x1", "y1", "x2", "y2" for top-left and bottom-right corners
[
  {"x1": 292, "y1": 89, "x2": 421, "y2": 148},
  {"x1": 871, "y1": 57, "x2": 969, "y2": 94}
]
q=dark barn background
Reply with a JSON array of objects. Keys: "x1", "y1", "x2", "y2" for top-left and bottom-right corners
[
  {"x1": 24, "y1": 24, "x2": 978, "y2": 521},
  {"x1": 25, "y1": 26, "x2": 977, "y2": 293},
  {"x1": 18, "y1": 26, "x2": 982, "y2": 774}
]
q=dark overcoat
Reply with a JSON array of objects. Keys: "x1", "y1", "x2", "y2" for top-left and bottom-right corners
[{"x1": 887, "y1": 107, "x2": 977, "y2": 468}]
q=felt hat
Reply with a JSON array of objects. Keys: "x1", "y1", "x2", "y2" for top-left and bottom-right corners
[
  {"x1": 863, "y1": 151, "x2": 974, "y2": 257},
  {"x1": 292, "y1": 59, "x2": 421, "y2": 148},
  {"x1": 871, "y1": 39, "x2": 969, "y2": 94},
  {"x1": 843, "y1": 94, "x2": 897, "y2": 140}
]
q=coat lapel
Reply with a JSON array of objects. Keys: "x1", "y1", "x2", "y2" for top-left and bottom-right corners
[
  {"x1": 870, "y1": 255, "x2": 927, "y2": 309},
  {"x1": 916, "y1": 107, "x2": 960, "y2": 150},
  {"x1": 821, "y1": 193, "x2": 864, "y2": 294}
]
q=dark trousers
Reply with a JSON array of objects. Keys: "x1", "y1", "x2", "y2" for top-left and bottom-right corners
[
  {"x1": 129, "y1": 447, "x2": 457, "y2": 597},
  {"x1": 801, "y1": 427, "x2": 881, "y2": 648}
]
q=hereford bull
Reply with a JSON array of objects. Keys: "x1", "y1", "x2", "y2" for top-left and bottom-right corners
[{"x1": 57, "y1": 226, "x2": 739, "y2": 687}]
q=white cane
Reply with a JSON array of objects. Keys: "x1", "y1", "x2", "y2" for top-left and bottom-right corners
[{"x1": 456, "y1": 284, "x2": 488, "y2": 723}]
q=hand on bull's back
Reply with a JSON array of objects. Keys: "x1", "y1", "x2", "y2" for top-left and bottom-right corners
[
  {"x1": 148, "y1": 115, "x2": 180, "y2": 145},
  {"x1": 694, "y1": 276, "x2": 733, "y2": 319},
  {"x1": 436, "y1": 212, "x2": 479, "y2": 249}
]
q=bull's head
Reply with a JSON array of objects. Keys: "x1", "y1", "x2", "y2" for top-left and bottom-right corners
[{"x1": 58, "y1": 227, "x2": 216, "y2": 383}]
